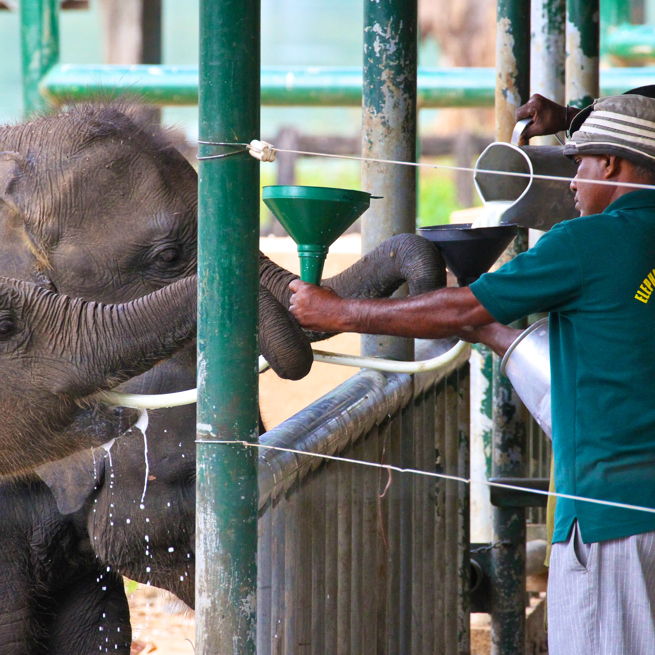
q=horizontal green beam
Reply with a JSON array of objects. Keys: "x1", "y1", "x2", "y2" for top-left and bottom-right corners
[
  {"x1": 40, "y1": 64, "x2": 494, "y2": 107},
  {"x1": 40, "y1": 64, "x2": 655, "y2": 108},
  {"x1": 606, "y1": 24, "x2": 655, "y2": 62}
]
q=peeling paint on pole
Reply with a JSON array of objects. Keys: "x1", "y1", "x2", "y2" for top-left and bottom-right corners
[
  {"x1": 566, "y1": 0, "x2": 599, "y2": 108},
  {"x1": 361, "y1": 0, "x2": 417, "y2": 362},
  {"x1": 495, "y1": 0, "x2": 530, "y2": 143},
  {"x1": 531, "y1": 0, "x2": 565, "y2": 102},
  {"x1": 492, "y1": 2, "x2": 530, "y2": 653}
]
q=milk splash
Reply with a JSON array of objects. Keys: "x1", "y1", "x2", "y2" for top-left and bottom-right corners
[
  {"x1": 471, "y1": 200, "x2": 515, "y2": 228},
  {"x1": 134, "y1": 409, "x2": 150, "y2": 507}
]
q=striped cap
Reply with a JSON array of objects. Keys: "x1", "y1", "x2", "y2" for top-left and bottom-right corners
[{"x1": 564, "y1": 94, "x2": 655, "y2": 169}]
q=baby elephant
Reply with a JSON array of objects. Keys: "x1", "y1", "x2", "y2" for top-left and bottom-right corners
[{"x1": 0, "y1": 274, "x2": 196, "y2": 475}]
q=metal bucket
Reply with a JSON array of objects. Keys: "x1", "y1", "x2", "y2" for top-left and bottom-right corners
[
  {"x1": 473, "y1": 128, "x2": 579, "y2": 231},
  {"x1": 500, "y1": 318, "x2": 552, "y2": 438}
]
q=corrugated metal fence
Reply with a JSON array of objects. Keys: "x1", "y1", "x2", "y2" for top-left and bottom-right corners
[{"x1": 256, "y1": 339, "x2": 471, "y2": 654}]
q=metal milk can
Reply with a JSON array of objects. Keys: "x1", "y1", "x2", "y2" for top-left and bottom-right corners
[{"x1": 500, "y1": 317, "x2": 552, "y2": 438}]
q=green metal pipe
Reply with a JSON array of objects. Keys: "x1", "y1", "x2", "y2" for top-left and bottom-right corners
[
  {"x1": 490, "y1": 236, "x2": 530, "y2": 655},
  {"x1": 531, "y1": 0, "x2": 565, "y2": 106},
  {"x1": 40, "y1": 65, "x2": 495, "y2": 108},
  {"x1": 20, "y1": 0, "x2": 59, "y2": 117},
  {"x1": 195, "y1": 0, "x2": 259, "y2": 651},
  {"x1": 607, "y1": 25, "x2": 655, "y2": 64},
  {"x1": 600, "y1": 0, "x2": 631, "y2": 58},
  {"x1": 38, "y1": 64, "x2": 655, "y2": 109},
  {"x1": 566, "y1": 0, "x2": 599, "y2": 108},
  {"x1": 495, "y1": 0, "x2": 530, "y2": 142},
  {"x1": 360, "y1": 0, "x2": 418, "y2": 650},
  {"x1": 361, "y1": 0, "x2": 417, "y2": 363},
  {"x1": 492, "y1": 1, "x2": 530, "y2": 653}
]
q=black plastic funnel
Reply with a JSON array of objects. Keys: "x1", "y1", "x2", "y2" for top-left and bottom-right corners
[{"x1": 418, "y1": 223, "x2": 518, "y2": 286}]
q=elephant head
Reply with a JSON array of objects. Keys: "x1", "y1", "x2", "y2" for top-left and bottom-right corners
[
  {"x1": 0, "y1": 274, "x2": 197, "y2": 475},
  {"x1": 0, "y1": 107, "x2": 311, "y2": 381}
]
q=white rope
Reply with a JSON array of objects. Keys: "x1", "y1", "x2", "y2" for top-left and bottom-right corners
[
  {"x1": 264, "y1": 144, "x2": 655, "y2": 192},
  {"x1": 198, "y1": 438, "x2": 655, "y2": 517}
]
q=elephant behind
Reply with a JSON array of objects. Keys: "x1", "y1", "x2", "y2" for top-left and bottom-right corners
[{"x1": 0, "y1": 103, "x2": 447, "y2": 653}]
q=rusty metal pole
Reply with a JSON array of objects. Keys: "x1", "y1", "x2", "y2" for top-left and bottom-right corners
[
  {"x1": 361, "y1": 0, "x2": 417, "y2": 363},
  {"x1": 195, "y1": 0, "x2": 260, "y2": 651},
  {"x1": 361, "y1": 2, "x2": 418, "y2": 652},
  {"x1": 491, "y1": 0, "x2": 530, "y2": 653},
  {"x1": 566, "y1": 0, "x2": 600, "y2": 109}
]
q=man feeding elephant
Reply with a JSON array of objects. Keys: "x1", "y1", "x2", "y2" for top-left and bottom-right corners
[{"x1": 290, "y1": 94, "x2": 655, "y2": 655}]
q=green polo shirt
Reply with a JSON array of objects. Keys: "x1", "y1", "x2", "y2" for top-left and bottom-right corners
[{"x1": 470, "y1": 190, "x2": 655, "y2": 544}]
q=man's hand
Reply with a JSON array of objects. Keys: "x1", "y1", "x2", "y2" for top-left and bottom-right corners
[
  {"x1": 289, "y1": 280, "x2": 350, "y2": 332},
  {"x1": 457, "y1": 322, "x2": 523, "y2": 357},
  {"x1": 515, "y1": 94, "x2": 570, "y2": 142}
]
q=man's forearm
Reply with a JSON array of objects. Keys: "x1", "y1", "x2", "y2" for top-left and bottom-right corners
[{"x1": 290, "y1": 282, "x2": 495, "y2": 339}]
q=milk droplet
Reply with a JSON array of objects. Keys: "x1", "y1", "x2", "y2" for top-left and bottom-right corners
[
  {"x1": 126, "y1": 519, "x2": 131, "y2": 524},
  {"x1": 168, "y1": 547, "x2": 174, "y2": 552},
  {"x1": 146, "y1": 566, "x2": 151, "y2": 573}
]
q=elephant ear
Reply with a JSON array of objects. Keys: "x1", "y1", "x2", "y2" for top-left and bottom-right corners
[
  {"x1": 0, "y1": 151, "x2": 54, "y2": 285},
  {"x1": 0, "y1": 151, "x2": 24, "y2": 201},
  {"x1": 35, "y1": 447, "x2": 107, "y2": 515}
]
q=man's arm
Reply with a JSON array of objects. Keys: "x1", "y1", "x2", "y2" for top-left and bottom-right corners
[
  {"x1": 288, "y1": 280, "x2": 495, "y2": 339},
  {"x1": 458, "y1": 322, "x2": 524, "y2": 357}
]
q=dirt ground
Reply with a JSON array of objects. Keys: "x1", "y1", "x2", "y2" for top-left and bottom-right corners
[
  {"x1": 126, "y1": 235, "x2": 499, "y2": 654},
  {"x1": 127, "y1": 584, "x2": 494, "y2": 654}
]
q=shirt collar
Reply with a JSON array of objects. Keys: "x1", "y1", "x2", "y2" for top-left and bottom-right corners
[{"x1": 603, "y1": 189, "x2": 655, "y2": 213}]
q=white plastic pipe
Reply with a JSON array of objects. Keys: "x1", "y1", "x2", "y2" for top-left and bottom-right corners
[{"x1": 99, "y1": 341, "x2": 470, "y2": 409}]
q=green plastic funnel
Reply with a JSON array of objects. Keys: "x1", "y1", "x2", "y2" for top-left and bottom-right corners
[{"x1": 263, "y1": 185, "x2": 374, "y2": 285}]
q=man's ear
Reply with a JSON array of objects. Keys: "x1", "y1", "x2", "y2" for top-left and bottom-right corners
[
  {"x1": 604, "y1": 154, "x2": 620, "y2": 178},
  {"x1": 35, "y1": 447, "x2": 107, "y2": 515}
]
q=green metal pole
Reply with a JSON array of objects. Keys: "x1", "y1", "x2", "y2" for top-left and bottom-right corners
[
  {"x1": 492, "y1": 1, "x2": 530, "y2": 653},
  {"x1": 566, "y1": 0, "x2": 600, "y2": 108},
  {"x1": 196, "y1": 0, "x2": 260, "y2": 651},
  {"x1": 531, "y1": 0, "x2": 565, "y2": 106},
  {"x1": 490, "y1": 238, "x2": 530, "y2": 655},
  {"x1": 361, "y1": 0, "x2": 417, "y2": 362},
  {"x1": 361, "y1": 2, "x2": 418, "y2": 652},
  {"x1": 600, "y1": 0, "x2": 631, "y2": 58},
  {"x1": 495, "y1": 0, "x2": 530, "y2": 142},
  {"x1": 20, "y1": 0, "x2": 59, "y2": 117}
]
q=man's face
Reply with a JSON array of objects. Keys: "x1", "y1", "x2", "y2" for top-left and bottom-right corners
[{"x1": 570, "y1": 155, "x2": 615, "y2": 216}]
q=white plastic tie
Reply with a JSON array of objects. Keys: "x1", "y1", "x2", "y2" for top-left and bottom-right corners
[{"x1": 248, "y1": 140, "x2": 277, "y2": 162}]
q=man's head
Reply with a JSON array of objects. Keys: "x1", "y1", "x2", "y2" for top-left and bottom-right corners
[{"x1": 564, "y1": 95, "x2": 655, "y2": 216}]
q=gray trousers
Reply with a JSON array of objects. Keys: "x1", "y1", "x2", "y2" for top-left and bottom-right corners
[{"x1": 548, "y1": 522, "x2": 655, "y2": 655}]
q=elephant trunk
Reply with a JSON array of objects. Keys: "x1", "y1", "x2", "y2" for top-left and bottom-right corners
[
  {"x1": 259, "y1": 234, "x2": 446, "y2": 341},
  {"x1": 259, "y1": 284, "x2": 313, "y2": 380},
  {"x1": 36, "y1": 274, "x2": 198, "y2": 398}
]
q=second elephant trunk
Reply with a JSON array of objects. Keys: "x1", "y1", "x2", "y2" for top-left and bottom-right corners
[{"x1": 259, "y1": 233, "x2": 447, "y2": 342}]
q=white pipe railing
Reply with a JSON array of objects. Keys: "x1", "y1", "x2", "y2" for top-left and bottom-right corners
[{"x1": 98, "y1": 341, "x2": 470, "y2": 410}]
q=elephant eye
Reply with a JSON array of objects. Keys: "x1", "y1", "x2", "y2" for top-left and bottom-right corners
[
  {"x1": 155, "y1": 246, "x2": 182, "y2": 265},
  {"x1": 0, "y1": 318, "x2": 16, "y2": 340}
]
